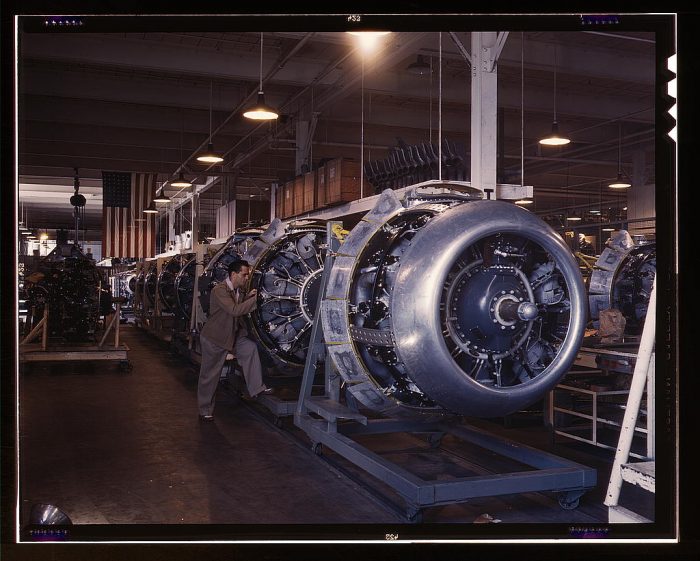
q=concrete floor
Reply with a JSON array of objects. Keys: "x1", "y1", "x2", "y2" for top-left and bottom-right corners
[
  {"x1": 19, "y1": 326, "x2": 402, "y2": 530},
  {"x1": 18, "y1": 324, "x2": 654, "y2": 539}
]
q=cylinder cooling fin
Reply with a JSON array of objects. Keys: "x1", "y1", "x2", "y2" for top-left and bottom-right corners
[
  {"x1": 157, "y1": 253, "x2": 193, "y2": 315},
  {"x1": 243, "y1": 219, "x2": 328, "y2": 368},
  {"x1": 322, "y1": 188, "x2": 587, "y2": 418},
  {"x1": 144, "y1": 261, "x2": 158, "y2": 308},
  {"x1": 174, "y1": 256, "x2": 197, "y2": 320},
  {"x1": 197, "y1": 227, "x2": 264, "y2": 316}
]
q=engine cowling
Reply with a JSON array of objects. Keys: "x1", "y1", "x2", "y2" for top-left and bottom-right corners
[{"x1": 322, "y1": 187, "x2": 587, "y2": 418}]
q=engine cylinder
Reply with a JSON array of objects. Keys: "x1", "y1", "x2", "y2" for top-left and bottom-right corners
[
  {"x1": 243, "y1": 219, "x2": 328, "y2": 368},
  {"x1": 174, "y1": 256, "x2": 197, "y2": 320},
  {"x1": 322, "y1": 188, "x2": 587, "y2": 418},
  {"x1": 588, "y1": 230, "x2": 656, "y2": 334},
  {"x1": 157, "y1": 253, "x2": 193, "y2": 315}
]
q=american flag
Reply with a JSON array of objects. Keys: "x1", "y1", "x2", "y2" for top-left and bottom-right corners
[{"x1": 102, "y1": 172, "x2": 157, "y2": 258}]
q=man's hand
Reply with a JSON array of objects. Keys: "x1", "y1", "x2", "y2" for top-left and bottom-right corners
[{"x1": 247, "y1": 288, "x2": 258, "y2": 299}]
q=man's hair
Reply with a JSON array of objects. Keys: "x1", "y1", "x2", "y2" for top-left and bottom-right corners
[{"x1": 227, "y1": 260, "x2": 250, "y2": 275}]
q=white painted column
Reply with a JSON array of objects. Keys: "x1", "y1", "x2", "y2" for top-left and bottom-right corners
[
  {"x1": 471, "y1": 32, "x2": 499, "y2": 198},
  {"x1": 167, "y1": 206, "x2": 175, "y2": 249},
  {"x1": 191, "y1": 192, "x2": 199, "y2": 247},
  {"x1": 270, "y1": 182, "x2": 278, "y2": 221}
]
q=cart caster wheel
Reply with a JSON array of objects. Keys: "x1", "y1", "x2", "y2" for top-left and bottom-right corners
[
  {"x1": 406, "y1": 507, "x2": 423, "y2": 523},
  {"x1": 118, "y1": 361, "x2": 133, "y2": 373},
  {"x1": 312, "y1": 442, "x2": 323, "y2": 456},
  {"x1": 558, "y1": 493, "x2": 581, "y2": 510}
]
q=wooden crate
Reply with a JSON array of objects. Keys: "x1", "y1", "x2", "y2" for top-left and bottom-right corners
[
  {"x1": 315, "y1": 165, "x2": 327, "y2": 209},
  {"x1": 302, "y1": 172, "x2": 316, "y2": 213},
  {"x1": 283, "y1": 180, "x2": 295, "y2": 218},
  {"x1": 293, "y1": 176, "x2": 305, "y2": 216},
  {"x1": 326, "y1": 158, "x2": 361, "y2": 205}
]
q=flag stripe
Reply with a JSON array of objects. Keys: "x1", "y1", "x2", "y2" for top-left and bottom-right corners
[{"x1": 102, "y1": 172, "x2": 157, "y2": 259}]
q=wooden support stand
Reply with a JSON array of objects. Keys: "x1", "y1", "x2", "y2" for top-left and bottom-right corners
[{"x1": 20, "y1": 303, "x2": 130, "y2": 369}]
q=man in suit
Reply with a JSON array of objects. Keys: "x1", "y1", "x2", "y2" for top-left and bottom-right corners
[{"x1": 197, "y1": 259, "x2": 271, "y2": 421}]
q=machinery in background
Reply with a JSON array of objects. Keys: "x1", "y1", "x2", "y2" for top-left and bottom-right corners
[
  {"x1": 24, "y1": 240, "x2": 102, "y2": 343},
  {"x1": 174, "y1": 255, "x2": 197, "y2": 321},
  {"x1": 588, "y1": 230, "x2": 656, "y2": 335},
  {"x1": 110, "y1": 266, "x2": 137, "y2": 322},
  {"x1": 157, "y1": 253, "x2": 194, "y2": 317},
  {"x1": 364, "y1": 139, "x2": 469, "y2": 193}
]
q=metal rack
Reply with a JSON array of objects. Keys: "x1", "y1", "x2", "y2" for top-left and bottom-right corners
[
  {"x1": 293, "y1": 222, "x2": 597, "y2": 522},
  {"x1": 548, "y1": 343, "x2": 654, "y2": 460}
]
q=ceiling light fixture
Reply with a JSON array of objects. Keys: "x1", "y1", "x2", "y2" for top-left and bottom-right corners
[
  {"x1": 347, "y1": 30, "x2": 391, "y2": 54},
  {"x1": 196, "y1": 81, "x2": 224, "y2": 163},
  {"x1": 407, "y1": 54, "x2": 431, "y2": 75},
  {"x1": 153, "y1": 186, "x2": 171, "y2": 203},
  {"x1": 347, "y1": 31, "x2": 391, "y2": 37},
  {"x1": 143, "y1": 201, "x2": 158, "y2": 214},
  {"x1": 243, "y1": 32, "x2": 279, "y2": 121},
  {"x1": 171, "y1": 114, "x2": 193, "y2": 189},
  {"x1": 539, "y1": 45, "x2": 570, "y2": 146},
  {"x1": 170, "y1": 172, "x2": 192, "y2": 189},
  {"x1": 609, "y1": 122, "x2": 631, "y2": 189},
  {"x1": 515, "y1": 198, "x2": 534, "y2": 205}
]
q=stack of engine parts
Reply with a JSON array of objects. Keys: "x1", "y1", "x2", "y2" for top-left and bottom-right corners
[
  {"x1": 24, "y1": 242, "x2": 102, "y2": 342},
  {"x1": 363, "y1": 139, "x2": 469, "y2": 194},
  {"x1": 588, "y1": 230, "x2": 656, "y2": 335}
]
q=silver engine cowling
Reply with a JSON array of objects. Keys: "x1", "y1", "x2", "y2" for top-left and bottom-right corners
[{"x1": 322, "y1": 187, "x2": 587, "y2": 418}]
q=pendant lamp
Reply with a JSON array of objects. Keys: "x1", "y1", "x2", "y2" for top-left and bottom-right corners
[
  {"x1": 243, "y1": 33, "x2": 279, "y2": 121},
  {"x1": 196, "y1": 81, "x2": 225, "y2": 163},
  {"x1": 539, "y1": 46, "x2": 570, "y2": 146},
  {"x1": 609, "y1": 123, "x2": 631, "y2": 189}
]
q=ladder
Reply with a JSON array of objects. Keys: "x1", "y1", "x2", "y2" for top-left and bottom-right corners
[{"x1": 604, "y1": 278, "x2": 656, "y2": 523}]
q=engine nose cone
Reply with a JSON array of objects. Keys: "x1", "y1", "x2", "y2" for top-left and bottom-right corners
[{"x1": 517, "y1": 301, "x2": 539, "y2": 321}]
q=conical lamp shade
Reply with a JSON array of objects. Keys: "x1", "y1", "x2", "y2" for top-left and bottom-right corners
[
  {"x1": 609, "y1": 173, "x2": 631, "y2": 189},
  {"x1": 407, "y1": 55, "x2": 431, "y2": 75},
  {"x1": 143, "y1": 201, "x2": 158, "y2": 214},
  {"x1": 196, "y1": 142, "x2": 224, "y2": 164},
  {"x1": 539, "y1": 121, "x2": 570, "y2": 146},
  {"x1": 170, "y1": 172, "x2": 192, "y2": 188},
  {"x1": 153, "y1": 189, "x2": 171, "y2": 203},
  {"x1": 243, "y1": 92, "x2": 279, "y2": 121}
]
